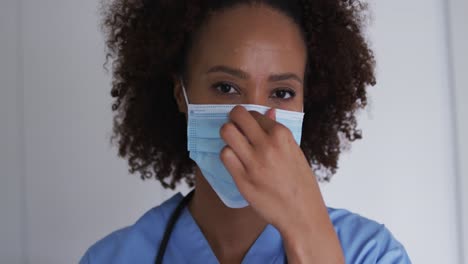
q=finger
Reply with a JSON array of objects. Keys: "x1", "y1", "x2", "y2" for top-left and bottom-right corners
[
  {"x1": 220, "y1": 146, "x2": 247, "y2": 183},
  {"x1": 220, "y1": 146, "x2": 256, "y2": 199},
  {"x1": 229, "y1": 105, "x2": 266, "y2": 145},
  {"x1": 220, "y1": 121, "x2": 254, "y2": 166},
  {"x1": 265, "y1": 108, "x2": 276, "y2": 121},
  {"x1": 248, "y1": 110, "x2": 277, "y2": 134}
]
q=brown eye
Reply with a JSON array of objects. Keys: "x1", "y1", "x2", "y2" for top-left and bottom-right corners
[
  {"x1": 213, "y1": 82, "x2": 236, "y2": 94},
  {"x1": 272, "y1": 89, "x2": 295, "y2": 99}
]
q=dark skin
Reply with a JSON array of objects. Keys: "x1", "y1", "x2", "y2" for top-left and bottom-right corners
[{"x1": 173, "y1": 4, "x2": 344, "y2": 264}]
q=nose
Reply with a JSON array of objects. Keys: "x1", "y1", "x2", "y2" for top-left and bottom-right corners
[
  {"x1": 243, "y1": 97, "x2": 266, "y2": 106},
  {"x1": 242, "y1": 85, "x2": 268, "y2": 106}
]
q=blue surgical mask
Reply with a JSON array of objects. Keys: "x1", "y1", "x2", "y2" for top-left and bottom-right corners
[{"x1": 181, "y1": 79, "x2": 305, "y2": 208}]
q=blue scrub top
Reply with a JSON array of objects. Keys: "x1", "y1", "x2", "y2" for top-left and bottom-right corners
[{"x1": 79, "y1": 192, "x2": 411, "y2": 263}]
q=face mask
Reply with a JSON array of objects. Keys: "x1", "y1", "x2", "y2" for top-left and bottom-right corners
[{"x1": 181, "y1": 79, "x2": 305, "y2": 208}]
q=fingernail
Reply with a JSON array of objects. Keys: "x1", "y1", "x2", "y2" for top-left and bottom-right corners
[{"x1": 269, "y1": 108, "x2": 276, "y2": 120}]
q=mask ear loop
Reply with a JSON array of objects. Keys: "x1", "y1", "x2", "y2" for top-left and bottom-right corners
[{"x1": 180, "y1": 78, "x2": 190, "y2": 108}]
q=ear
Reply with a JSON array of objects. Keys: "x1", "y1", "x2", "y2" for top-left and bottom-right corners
[{"x1": 172, "y1": 74, "x2": 187, "y2": 114}]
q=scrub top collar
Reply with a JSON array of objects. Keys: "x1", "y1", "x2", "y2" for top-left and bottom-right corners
[{"x1": 169, "y1": 193, "x2": 286, "y2": 263}]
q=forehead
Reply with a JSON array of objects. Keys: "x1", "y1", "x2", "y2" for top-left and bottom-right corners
[{"x1": 188, "y1": 4, "x2": 307, "y2": 76}]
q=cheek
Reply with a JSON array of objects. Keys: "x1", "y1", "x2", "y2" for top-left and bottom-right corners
[
  {"x1": 184, "y1": 83, "x2": 213, "y2": 104},
  {"x1": 286, "y1": 92, "x2": 305, "y2": 112},
  {"x1": 297, "y1": 93, "x2": 305, "y2": 112}
]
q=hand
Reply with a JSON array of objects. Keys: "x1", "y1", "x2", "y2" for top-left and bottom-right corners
[
  {"x1": 219, "y1": 105, "x2": 344, "y2": 263},
  {"x1": 219, "y1": 105, "x2": 314, "y2": 228}
]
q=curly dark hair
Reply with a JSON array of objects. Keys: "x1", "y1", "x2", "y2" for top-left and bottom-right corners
[{"x1": 100, "y1": 0, "x2": 376, "y2": 189}]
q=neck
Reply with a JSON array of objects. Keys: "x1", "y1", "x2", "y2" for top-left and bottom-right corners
[{"x1": 187, "y1": 167, "x2": 267, "y2": 261}]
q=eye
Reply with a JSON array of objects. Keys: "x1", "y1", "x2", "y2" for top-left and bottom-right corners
[
  {"x1": 271, "y1": 88, "x2": 296, "y2": 99},
  {"x1": 213, "y1": 82, "x2": 239, "y2": 94}
]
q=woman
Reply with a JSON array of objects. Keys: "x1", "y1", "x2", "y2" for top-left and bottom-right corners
[{"x1": 80, "y1": 0, "x2": 411, "y2": 263}]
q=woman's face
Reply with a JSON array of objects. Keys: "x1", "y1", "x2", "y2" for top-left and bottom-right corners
[{"x1": 176, "y1": 4, "x2": 307, "y2": 112}]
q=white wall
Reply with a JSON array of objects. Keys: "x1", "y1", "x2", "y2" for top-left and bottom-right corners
[
  {"x1": 0, "y1": 0, "x2": 24, "y2": 263},
  {"x1": 447, "y1": 0, "x2": 468, "y2": 261},
  {"x1": 0, "y1": 0, "x2": 464, "y2": 263},
  {"x1": 320, "y1": 1, "x2": 461, "y2": 263},
  {"x1": 19, "y1": 1, "x2": 183, "y2": 263}
]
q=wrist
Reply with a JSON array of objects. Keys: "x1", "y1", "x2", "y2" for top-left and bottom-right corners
[{"x1": 279, "y1": 210, "x2": 345, "y2": 264}]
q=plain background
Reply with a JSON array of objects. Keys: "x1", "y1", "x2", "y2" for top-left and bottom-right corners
[{"x1": 1, "y1": 0, "x2": 467, "y2": 263}]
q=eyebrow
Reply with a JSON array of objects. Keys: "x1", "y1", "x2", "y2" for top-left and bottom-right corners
[{"x1": 206, "y1": 65, "x2": 303, "y2": 84}]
